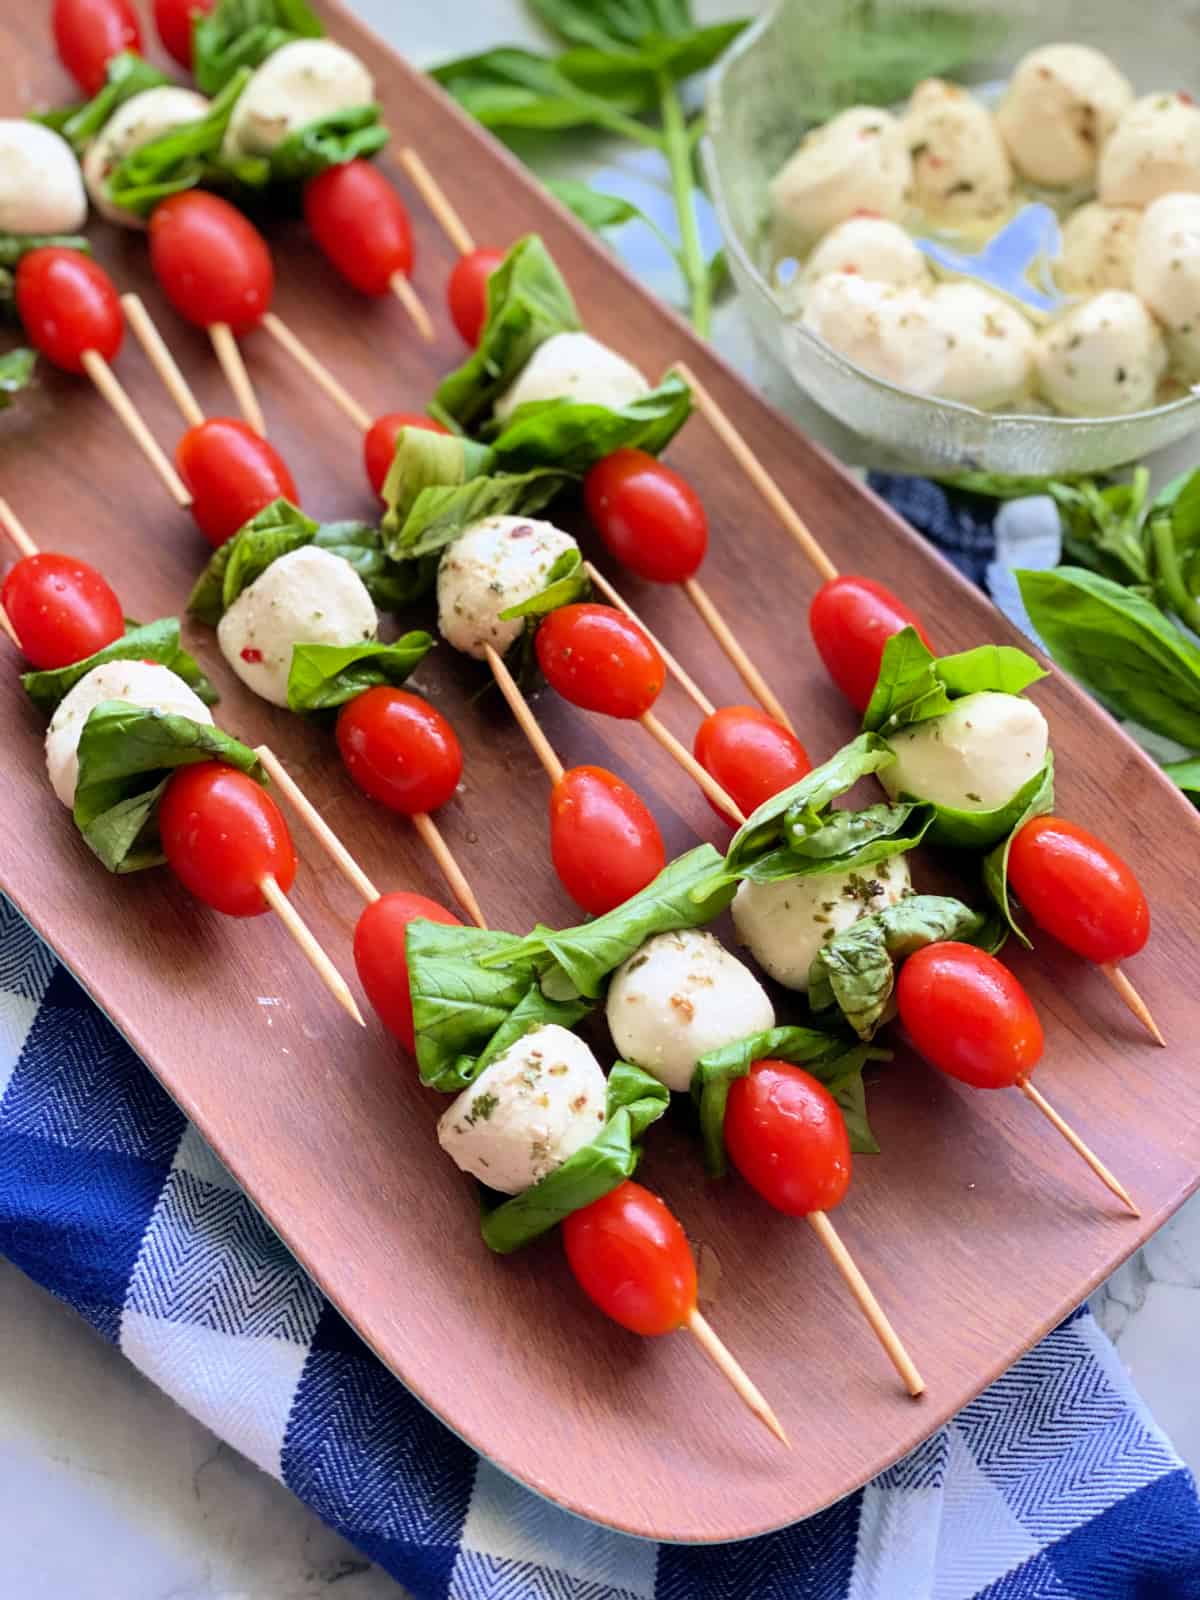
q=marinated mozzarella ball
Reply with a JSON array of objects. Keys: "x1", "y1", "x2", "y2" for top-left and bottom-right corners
[
  {"x1": 46, "y1": 660, "x2": 213, "y2": 809},
  {"x1": 606, "y1": 929, "x2": 775, "y2": 1095},
  {"x1": 1057, "y1": 203, "x2": 1140, "y2": 295},
  {"x1": 802, "y1": 217, "x2": 931, "y2": 288},
  {"x1": 492, "y1": 332, "x2": 649, "y2": 422},
  {"x1": 437, "y1": 1025, "x2": 607, "y2": 1195},
  {"x1": 1099, "y1": 93, "x2": 1200, "y2": 209},
  {"x1": 1133, "y1": 193, "x2": 1200, "y2": 327},
  {"x1": 925, "y1": 283, "x2": 1036, "y2": 411},
  {"x1": 0, "y1": 121, "x2": 86, "y2": 234},
  {"x1": 802, "y1": 273, "x2": 949, "y2": 392},
  {"x1": 223, "y1": 39, "x2": 374, "y2": 160},
  {"x1": 83, "y1": 87, "x2": 210, "y2": 227},
  {"x1": 769, "y1": 107, "x2": 912, "y2": 254},
  {"x1": 1035, "y1": 290, "x2": 1167, "y2": 416},
  {"x1": 880, "y1": 691, "x2": 1049, "y2": 815},
  {"x1": 996, "y1": 44, "x2": 1133, "y2": 188},
  {"x1": 436, "y1": 514, "x2": 577, "y2": 661},
  {"x1": 217, "y1": 546, "x2": 377, "y2": 708},
  {"x1": 903, "y1": 78, "x2": 1013, "y2": 221},
  {"x1": 733, "y1": 854, "x2": 912, "y2": 993}
]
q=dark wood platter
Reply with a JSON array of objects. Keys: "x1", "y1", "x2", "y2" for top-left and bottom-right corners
[{"x1": 2, "y1": 0, "x2": 1198, "y2": 1543}]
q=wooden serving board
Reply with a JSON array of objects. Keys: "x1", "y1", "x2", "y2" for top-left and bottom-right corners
[{"x1": 2, "y1": 0, "x2": 1198, "y2": 1544}]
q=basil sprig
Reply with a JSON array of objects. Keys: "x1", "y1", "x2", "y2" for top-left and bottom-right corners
[
  {"x1": 981, "y1": 759, "x2": 1056, "y2": 944},
  {"x1": 286, "y1": 635, "x2": 433, "y2": 713},
  {"x1": 21, "y1": 619, "x2": 216, "y2": 715},
  {"x1": 863, "y1": 627, "x2": 1047, "y2": 737},
  {"x1": 105, "y1": 70, "x2": 263, "y2": 216},
  {"x1": 34, "y1": 53, "x2": 170, "y2": 151},
  {"x1": 193, "y1": 0, "x2": 323, "y2": 96},
  {"x1": 0, "y1": 348, "x2": 36, "y2": 407},
  {"x1": 484, "y1": 370, "x2": 691, "y2": 470}
]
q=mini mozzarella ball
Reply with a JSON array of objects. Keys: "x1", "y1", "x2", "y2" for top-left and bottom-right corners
[
  {"x1": 1099, "y1": 93, "x2": 1200, "y2": 209},
  {"x1": 223, "y1": 39, "x2": 374, "y2": 160},
  {"x1": 996, "y1": 45, "x2": 1133, "y2": 188},
  {"x1": 1035, "y1": 290, "x2": 1167, "y2": 416},
  {"x1": 880, "y1": 691, "x2": 1049, "y2": 815},
  {"x1": 925, "y1": 283, "x2": 1036, "y2": 411},
  {"x1": 1057, "y1": 203, "x2": 1140, "y2": 295},
  {"x1": 436, "y1": 1025, "x2": 607, "y2": 1195},
  {"x1": 0, "y1": 121, "x2": 86, "y2": 234},
  {"x1": 770, "y1": 107, "x2": 912, "y2": 253},
  {"x1": 83, "y1": 87, "x2": 210, "y2": 227},
  {"x1": 217, "y1": 546, "x2": 377, "y2": 708},
  {"x1": 1165, "y1": 320, "x2": 1200, "y2": 384},
  {"x1": 493, "y1": 332, "x2": 650, "y2": 423},
  {"x1": 802, "y1": 273, "x2": 949, "y2": 392},
  {"x1": 732, "y1": 854, "x2": 912, "y2": 992},
  {"x1": 802, "y1": 217, "x2": 931, "y2": 288},
  {"x1": 606, "y1": 929, "x2": 775, "y2": 1095},
  {"x1": 436, "y1": 514, "x2": 578, "y2": 661},
  {"x1": 46, "y1": 660, "x2": 213, "y2": 809},
  {"x1": 1132, "y1": 193, "x2": 1200, "y2": 337},
  {"x1": 903, "y1": 78, "x2": 1012, "y2": 221}
]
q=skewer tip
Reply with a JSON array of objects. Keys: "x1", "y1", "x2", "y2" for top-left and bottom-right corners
[{"x1": 1101, "y1": 962, "x2": 1166, "y2": 1046}]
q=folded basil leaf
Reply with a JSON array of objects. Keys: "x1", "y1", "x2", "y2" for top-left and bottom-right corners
[
  {"x1": 914, "y1": 754, "x2": 1054, "y2": 851},
  {"x1": 863, "y1": 627, "x2": 1047, "y2": 735},
  {"x1": 433, "y1": 236, "x2": 582, "y2": 432},
  {"x1": 982, "y1": 758, "x2": 1057, "y2": 945},
  {"x1": 498, "y1": 546, "x2": 590, "y2": 621},
  {"x1": 188, "y1": 498, "x2": 318, "y2": 623},
  {"x1": 193, "y1": 0, "x2": 324, "y2": 96},
  {"x1": 545, "y1": 178, "x2": 646, "y2": 233},
  {"x1": 73, "y1": 702, "x2": 263, "y2": 873},
  {"x1": 286, "y1": 632, "x2": 433, "y2": 712},
  {"x1": 313, "y1": 522, "x2": 437, "y2": 613},
  {"x1": 480, "y1": 1062, "x2": 669, "y2": 1254},
  {"x1": 0, "y1": 347, "x2": 36, "y2": 406},
  {"x1": 470, "y1": 984, "x2": 595, "y2": 1085},
  {"x1": 484, "y1": 372, "x2": 691, "y2": 471},
  {"x1": 431, "y1": 47, "x2": 652, "y2": 136},
  {"x1": 383, "y1": 465, "x2": 573, "y2": 562},
  {"x1": 267, "y1": 105, "x2": 389, "y2": 183},
  {"x1": 105, "y1": 69, "x2": 258, "y2": 215},
  {"x1": 21, "y1": 619, "x2": 217, "y2": 715},
  {"x1": 380, "y1": 429, "x2": 493, "y2": 541},
  {"x1": 34, "y1": 53, "x2": 170, "y2": 151},
  {"x1": 742, "y1": 803, "x2": 936, "y2": 886}
]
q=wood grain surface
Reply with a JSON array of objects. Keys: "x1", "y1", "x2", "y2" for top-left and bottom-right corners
[{"x1": 2, "y1": 0, "x2": 1198, "y2": 1543}]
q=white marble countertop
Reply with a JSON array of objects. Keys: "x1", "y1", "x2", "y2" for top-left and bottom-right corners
[{"x1": 3, "y1": 3, "x2": 1198, "y2": 1595}]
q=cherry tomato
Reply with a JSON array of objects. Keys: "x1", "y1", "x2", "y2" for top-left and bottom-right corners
[
  {"x1": 1, "y1": 553, "x2": 123, "y2": 670},
  {"x1": 809, "y1": 576, "x2": 934, "y2": 714},
  {"x1": 562, "y1": 1180, "x2": 696, "y2": 1337},
  {"x1": 694, "y1": 706, "x2": 811, "y2": 826},
  {"x1": 336, "y1": 688, "x2": 463, "y2": 816},
  {"x1": 535, "y1": 604, "x2": 665, "y2": 720},
  {"x1": 149, "y1": 193, "x2": 273, "y2": 335},
  {"x1": 549, "y1": 765, "x2": 666, "y2": 915},
  {"x1": 363, "y1": 411, "x2": 450, "y2": 500},
  {"x1": 159, "y1": 764, "x2": 296, "y2": 918},
  {"x1": 724, "y1": 1060, "x2": 851, "y2": 1216},
  {"x1": 1008, "y1": 815, "x2": 1150, "y2": 965},
  {"x1": 153, "y1": 0, "x2": 214, "y2": 69},
  {"x1": 897, "y1": 942, "x2": 1044, "y2": 1090},
  {"x1": 53, "y1": 0, "x2": 141, "y2": 95},
  {"x1": 354, "y1": 891, "x2": 460, "y2": 1052},
  {"x1": 304, "y1": 161, "x2": 414, "y2": 297},
  {"x1": 584, "y1": 449, "x2": 708, "y2": 584},
  {"x1": 447, "y1": 247, "x2": 504, "y2": 346},
  {"x1": 176, "y1": 418, "x2": 298, "y2": 549},
  {"x1": 15, "y1": 248, "x2": 122, "y2": 374}
]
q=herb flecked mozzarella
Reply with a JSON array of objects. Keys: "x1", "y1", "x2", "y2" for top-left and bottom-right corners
[
  {"x1": 802, "y1": 273, "x2": 949, "y2": 392},
  {"x1": 437, "y1": 1024, "x2": 608, "y2": 1195},
  {"x1": 996, "y1": 45, "x2": 1133, "y2": 189},
  {"x1": 902, "y1": 78, "x2": 1013, "y2": 223},
  {"x1": 801, "y1": 217, "x2": 931, "y2": 290},
  {"x1": 0, "y1": 120, "x2": 87, "y2": 234},
  {"x1": 1099, "y1": 93, "x2": 1200, "y2": 209},
  {"x1": 1035, "y1": 290, "x2": 1166, "y2": 417},
  {"x1": 222, "y1": 38, "x2": 374, "y2": 160},
  {"x1": 45, "y1": 660, "x2": 214, "y2": 808},
  {"x1": 605, "y1": 929, "x2": 775, "y2": 1094},
  {"x1": 492, "y1": 332, "x2": 650, "y2": 422},
  {"x1": 770, "y1": 107, "x2": 912, "y2": 254},
  {"x1": 1057, "y1": 202, "x2": 1140, "y2": 296},
  {"x1": 83, "y1": 88, "x2": 210, "y2": 227},
  {"x1": 436, "y1": 514, "x2": 578, "y2": 660},
  {"x1": 879, "y1": 691, "x2": 1049, "y2": 815},
  {"x1": 925, "y1": 283, "x2": 1036, "y2": 412},
  {"x1": 732, "y1": 854, "x2": 912, "y2": 992},
  {"x1": 217, "y1": 546, "x2": 378, "y2": 707}
]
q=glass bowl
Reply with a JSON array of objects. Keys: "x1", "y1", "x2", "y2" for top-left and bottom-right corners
[{"x1": 703, "y1": 0, "x2": 1200, "y2": 475}]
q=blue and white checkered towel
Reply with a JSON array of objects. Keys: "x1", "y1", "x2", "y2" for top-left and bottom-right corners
[{"x1": 3, "y1": 891, "x2": 1200, "y2": 1598}]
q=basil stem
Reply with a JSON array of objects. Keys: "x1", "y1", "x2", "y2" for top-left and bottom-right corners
[{"x1": 656, "y1": 69, "x2": 709, "y2": 338}]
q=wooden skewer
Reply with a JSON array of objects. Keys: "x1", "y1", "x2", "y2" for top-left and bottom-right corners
[
  {"x1": 390, "y1": 269, "x2": 436, "y2": 344},
  {"x1": 258, "y1": 873, "x2": 365, "y2": 1026},
  {"x1": 0, "y1": 603, "x2": 20, "y2": 649},
  {"x1": 1101, "y1": 962, "x2": 1165, "y2": 1046},
  {"x1": 0, "y1": 497, "x2": 39, "y2": 559},
  {"x1": 209, "y1": 321, "x2": 266, "y2": 437},
  {"x1": 681, "y1": 577, "x2": 796, "y2": 732},
  {"x1": 260, "y1": 312, "x2": 372, "y2": 432},
  {"x1": 806, "y1": 1211, "x2": 925, "y2": 1397},
  {"x1": 397, "y1": 146, "x2": 476, "y2": 255},
  {"x1": 255, "y1": 746, "x2": 381, "y2": 906},
  {"x1": 484, "y1": 645, "x2": 565, "y2": 785},
  {"x1": 583, "y1": 562, "x2": 715, "y2": 718},
  {"x1": 640, "y1": 710, "x2": 746, "y2": 823},
  {"x1": 120, "y1": 293, "x2": 204, "y2": 428},
  {"x1": 411, "y1": 810, "x2": 487, "y2": 930},
  {"x1": 79, "y1": 349, "x2": 192, "y2": 507},
  {"x1": 674, "y1": 361, "x2": 838, "y2": 585},
  {"x1": 685, "y1": 1307, "x2": 790, "y2": 1446},
  {"x1": 1017, "y1": 1077, "x2": 1139, "y2": 1215}
]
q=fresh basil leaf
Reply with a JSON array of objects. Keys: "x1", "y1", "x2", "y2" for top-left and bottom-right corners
[
  {"x1": 499, "y1": 546, "x2": 590, "y2": 621},
  {"x1": 267, "y1": 105, "x2": 389, "y2": 183},
  {"x1": 104, "y1": 69, "x2": 260, "y2": 215},
  {"x1": 193, "y1": 0, "x2": 324, "y2": 96},
  {"x1": 433, "y1": 236, "x2": 582, "y2": 433},
  {"x1": 73, "y1": 702, "x2": 263, "y2": 873},
  {"x1": 527, "y1": 1, "x2": 746, "y2": 82},
  {"x1": 935, "y1": 644, "x2": 1048, "y2": 701},
  {"x1": 982, "y1": 758, "x2": 1056, "y2": 946},
  {"x1": 1164, "y1": 757, "x2": 1200, "y2": 801},
  {"x1": 915, "y1": 755, "x2": 1055, "y2": 851},
  {"x1": 286, "y1": 633, "x2": 433, "y2": 713},
  {"x1": 1153, "y1": 468, "x2": 1200, "y2": 552},
  {"x1": 188, "y1": 498, "x2": 318, "y2": 624},
  {"x1": 1049, "y1": 475, "x2": 1151, "y2": 588},
  {"x1": 432, "y1": 47, "x2": 651, "y2": 136},
  {"x1": 863, "y1": 626, "x2": 1046, "y2": 735},
  {"x1": 21, "y1": 619, "x2": 217, "y2": 715},
  {"x1": 381, "y1": 430, "x2": 494, "y2": 544},
  {"x1": 742, "y1": 802, "x2": 936, "y2": 885},
  {"x1": 0, "y1": 235, "x2": 89, "y2": 270},
  {"x1": 480, "y1": 1061, "x2": 669, "y2": 1254},
  {"x1": 312, "y1": 522, "x2": 435, "y2": 613},
  {"x1": 0, "y1": 347, "x2": 36, "y2": 406},
  {"x1": 1017, "y1": 566, "x2": 1200, "y2": 748},
  {"x1": 937, "y1": 471, "x2": 1061, "y2": 500},
  {"x1": 33, "y1": 53, "x2": 170, "y2": 151},
  {"x1": 470, "y1": 984, "x2": 594, "y2": 1082},
  {"x1": 485, "y1": 372, "x2": 692, "y2": 472},
  {"x1": 383, "y1": 466, "x2": 573, "y2": 562},
  {"x1": 545, "y1": 177, "x2": 643, "y2": 231},
  {"x1": 707, "y1": 246, "x2": 729, "y2": 300}
]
